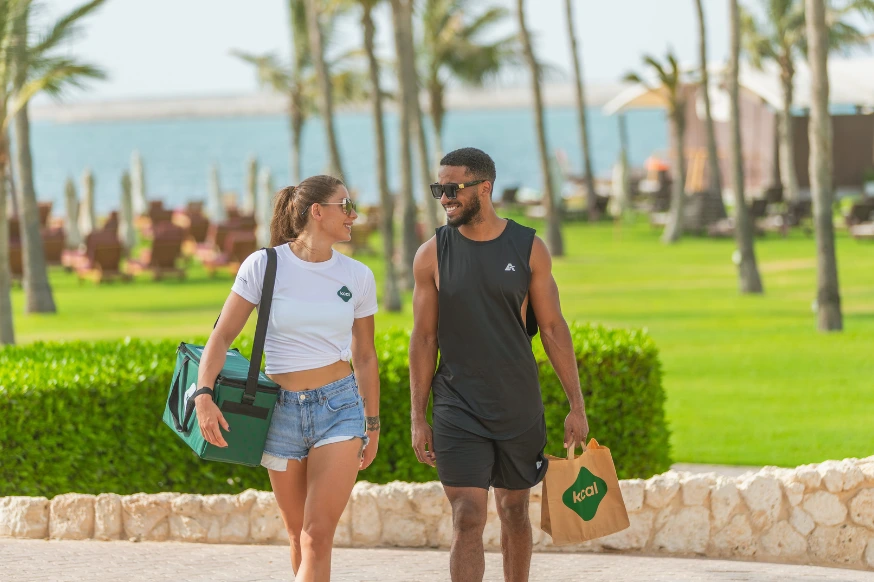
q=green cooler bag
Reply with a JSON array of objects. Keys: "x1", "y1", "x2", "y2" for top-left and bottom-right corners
[{"x1": 162, "y1": 247, "x2": 281, "y2": 466}]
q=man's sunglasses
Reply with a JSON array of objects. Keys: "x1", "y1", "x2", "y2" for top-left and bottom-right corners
[
  {"x1": 429, "y1": 180, "x2": 486, "y2": 200},
  {"x1": 301, "y1": 197, "x2": 357, "y2": 216}
]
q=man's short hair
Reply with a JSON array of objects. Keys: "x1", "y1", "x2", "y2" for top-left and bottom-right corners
[{"x1": 440, "y1": 147, "x2": 497, "y2": 184}]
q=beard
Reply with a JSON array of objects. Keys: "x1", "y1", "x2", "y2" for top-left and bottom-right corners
[{"x1": 445, "y1": 194, "x2": 482, "y2": 228}]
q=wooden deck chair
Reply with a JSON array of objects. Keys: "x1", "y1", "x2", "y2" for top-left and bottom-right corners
[
  {"x1": 8, "y1": 241, "x2": 22, "y2": 282},
  {"x1": 38, "y1": 202, "x2": 52, "y2": 228},
  {"x1": 127, "y1": 225, "x2": 186, "y2": 280},
  {"x1": 42, "y1": 228, "x2": 65, "y2": 265},
  {"x1": 203, "y1": 230, "x2": 257, "y2": 277},
  {"x1": 76, "y1": 236, "x2": 131, "y2": 283}
]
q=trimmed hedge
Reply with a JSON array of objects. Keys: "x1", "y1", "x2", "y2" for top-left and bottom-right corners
[{"x1": 0, "y1": 324, "x2": 669, "y2": 497}]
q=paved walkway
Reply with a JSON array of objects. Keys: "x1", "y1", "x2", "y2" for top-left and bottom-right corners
[{"x1": 2, "y1": 539, "x2": 871, "y2": 582}]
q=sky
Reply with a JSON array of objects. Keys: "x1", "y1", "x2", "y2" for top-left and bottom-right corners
[{"x1": 35, "y1": 0, "x2": 732, "y2": 103}]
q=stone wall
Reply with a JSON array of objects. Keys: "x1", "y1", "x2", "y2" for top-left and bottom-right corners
[{"x1": 2, "y1": 457, "x2": 874, "y2": 571}]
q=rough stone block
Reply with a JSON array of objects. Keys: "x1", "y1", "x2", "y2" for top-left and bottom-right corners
[
  {"x1": 802, "y1": 491, "x2": 848, "y2": 526},
  {"x1": 0, "y1": 497, "x2": 49, "y2": 539},
  {"x1": 49, "y1": 493, "x2": 95, "y2": 540}
]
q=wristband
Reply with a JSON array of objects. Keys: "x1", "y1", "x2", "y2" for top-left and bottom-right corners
[{"x1": 192, "y1": 387, "x2": 215, "y2": 402}]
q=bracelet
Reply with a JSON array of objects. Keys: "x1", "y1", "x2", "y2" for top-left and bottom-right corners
[
  {"x1": 192, "y1": 387, "x2": 214, "y2": 402},
  {"x1": 365, "y1": 416, "x2": 380, "y2": 432}
]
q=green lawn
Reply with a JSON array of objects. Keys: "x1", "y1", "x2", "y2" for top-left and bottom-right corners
[{"x1": 10, "y1": 217, "x2": 874, "y2": 468}]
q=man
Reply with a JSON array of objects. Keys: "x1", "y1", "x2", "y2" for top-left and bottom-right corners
[{"x1": 409, "y1": 147, "x2": 590, "y2": 582}]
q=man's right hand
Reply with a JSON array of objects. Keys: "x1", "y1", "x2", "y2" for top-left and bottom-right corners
[
  {"x1": 195, "y1": 393, "x2": 229, "y2": 448},
  {"x1": 411, "y1": 418, "x2": 436, "y2": 466}
]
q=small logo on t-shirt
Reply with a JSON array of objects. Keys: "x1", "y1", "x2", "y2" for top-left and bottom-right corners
[
  {"x1": 337, "y1": 286, "x2": 353, "y2": 302},
  {"x1": 505, "y1": 263, "x2": 516, "y2": 272},
  {"x1": 237, "y1": 275, "x2": 248, "y2": 284}
]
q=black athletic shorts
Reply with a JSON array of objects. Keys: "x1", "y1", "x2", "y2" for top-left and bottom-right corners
[{"x1": 432, "y1": 413, "x2": 549, "y2": 490}]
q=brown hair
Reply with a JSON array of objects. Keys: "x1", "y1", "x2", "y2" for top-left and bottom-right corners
[{"x1": 269, "y1": 175, "x2": 345, "y2": 247}]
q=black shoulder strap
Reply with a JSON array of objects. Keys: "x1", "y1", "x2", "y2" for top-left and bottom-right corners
[{"x1": 242, "y1": 247, "x2": 277, "y2": 404}]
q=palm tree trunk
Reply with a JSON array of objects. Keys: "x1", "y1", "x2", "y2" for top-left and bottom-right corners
[
  {"x1": 0, "y1": 129, "x2": 15, "y2": 344},
  {"x1": 289, "y1": 97, "x2": 303, "y2": 184},
  {"x1": 391, "y1": 0, "x2": 419, "y2": 289},
  {"x1": 13, "y1": 104, "x2": 56, "y2": 313},
  {"x1": 305, "y1": 0, "x2": 346, "y2": 183},
  {"x1": 805, "y1": 0, "x2": 842, "y2": 331},
  {"x1": 694, "y1": 0, "x2": 723, "y2": 201},
  {"x1": 778, "y1": 64, "x2": 799, "y2": 203},
  {"x1": 400, "y1": 0, "x2": 438, "y2": 234},
  {"x1": 518, "y1": 0, "x2": 563, "y2": 255},
  {"x1": 729, "y1": 0, "x2": 763, "y2": 294},
  {"x1": 429, "y1": 85, "x2": 445, "y2": 170},
  {"x1": 663, "y1": 108, "x2": 687, "y2": 243},
  {"x1": 363, "y1": 3, "x2": 401, "y2": 312},
  {"x1": 564, "y1": 0, "x2": 598, "y2": 221}
]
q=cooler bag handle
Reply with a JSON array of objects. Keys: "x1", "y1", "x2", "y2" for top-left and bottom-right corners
[
  {"x1": 242, "y1": 247, "x2": 278, "y2": 405},
  {"x1": 168, "y1": 355, "x2": 197, "y2": 434}
]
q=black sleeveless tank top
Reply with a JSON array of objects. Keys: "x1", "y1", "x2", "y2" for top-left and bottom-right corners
[{"x1": 432, "y1": 219, "x2": 544, "y2": 439}]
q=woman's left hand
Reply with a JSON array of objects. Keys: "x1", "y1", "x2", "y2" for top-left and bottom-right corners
[{"x1": 360, "y1": 431, "x2": 379, "y2": 470}]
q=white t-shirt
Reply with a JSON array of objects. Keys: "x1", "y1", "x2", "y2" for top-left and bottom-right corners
[{"x1": 231, "y1": 244, "x2": 378, "y2": 374}]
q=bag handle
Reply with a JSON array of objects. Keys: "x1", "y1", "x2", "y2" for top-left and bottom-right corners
[
  {"x1": 168, "y1": 356, "x2": 194, "y2": 433},
  {"x1": 242, "y1": 247, "x2": 278, "y2": 405},
  {"x1": 566, "y1": 438, "x2": 599, "y2": 460},
  {"x1": 210, "y1": 247, "x2": 278, "y2": 406}
]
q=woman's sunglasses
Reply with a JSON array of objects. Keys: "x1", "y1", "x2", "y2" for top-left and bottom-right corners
[
  {"x1": 301, "y1": 198, "x2": 357, "y2": 216},
  {"x1": 429, "y1": 180, "x2": 485, "y2": 199}
]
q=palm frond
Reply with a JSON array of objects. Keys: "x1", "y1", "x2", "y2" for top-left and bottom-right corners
[
  {"x1": 230, "y1": 49, "x2": 292, "y2": 93},
  {"x1": 12, "y1": 57, "x2": 103, "y2": 112},
  {"x1": 29, "y1": 0, "x2": 106, "y2": 58}
]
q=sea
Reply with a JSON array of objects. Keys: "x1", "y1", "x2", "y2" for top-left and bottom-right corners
[{"x1": 29, "y1": 106, "x2": 667, "y2": 215}]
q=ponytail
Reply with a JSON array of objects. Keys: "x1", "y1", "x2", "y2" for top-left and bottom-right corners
[{"x1": 269, "y1": 175, "x2": 345, "y2": 248}]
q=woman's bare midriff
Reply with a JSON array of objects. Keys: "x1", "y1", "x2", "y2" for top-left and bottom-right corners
[{"x1": 267, "y1": 360, "x2": 353, "y2": 392}]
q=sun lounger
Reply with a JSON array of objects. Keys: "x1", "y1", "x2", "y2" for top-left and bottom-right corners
[
  {"x1": 203, "y1": 230, "x2": 257, "y2": 277},
  {"x1": 127, "y1": 225, "x2": 186, "y2": 280}
]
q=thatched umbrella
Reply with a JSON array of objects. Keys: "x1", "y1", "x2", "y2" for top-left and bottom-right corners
[
  {"x1": 207, "y1": 164, "x2": 226, "y2": 222},
  {"x1": 131, "y1": 150, "x2": 147, "y2": 216},
  {"x1": 64, "y1": 177, "x2": 81, "y2": 248},
  {"x1": 243, "y1": 156, "x2": 258, "y2": 216},
  {"x1": 78, "y1": 168, "x2": 96, "y2": 237},
  {"x1": 119, "y1": 172, "x2": 136, "y2": 250},
  {"x1": 256, "y1": 167, "x2": 273, "y2": 247}
]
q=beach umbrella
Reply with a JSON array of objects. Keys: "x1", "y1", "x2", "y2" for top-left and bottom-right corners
[
  {"x1": 243, "y1": 156, "x2": 257, "y2": 216},
  {"x1": 256, "y1": 167, "x2": 273, "y2": 248},
  {"x1": 120, "y1": 172, "x2": 136, "y2": 250},
  {"x1": 64, "y1": 177, "x2": 81, "y2": 248},
  {"x1": 78, "y1": 168, "x2": 96, "y2": 237},
  {"x1": 131, "y1": 150, "x2": 148, "y2": 216},
  {"x1": 207, "y1": 164, "x2": 226, "y2": 223}
]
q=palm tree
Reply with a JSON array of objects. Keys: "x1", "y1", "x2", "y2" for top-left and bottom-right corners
[
  {"x1": 305, "y1": 0, "x2": 346, "y2": 183},
  {"x1": 420, "y1": 0, "x2": 515, "y2": 198},
  {"x1": 402, "y1": 1, "x2": 439, "y2": 235},
  {"x1": 693, "y1": 0, "x2": 723, "y2": 201},
  {"x1": 741, "y1": 0, "x2": 874, "y2": 204},
  {"x1": 360, "y1": 0, "x2": 401, "y2": 312},
  {"x1": 625, "y1": 51, "x2": 687, "y2": 243},
  {"x1": 517, "y1": 0, "x2": 563, "y2": 255},
  {"x1": 729, "y1": 0, "x2": 764, "y2": 294},
  {"x1": 391, "y1": 0, "x2": 419, "y2": 287},
  {"x1": 563, "y1": 0, "x2": 598, "y2": 221},
  {"x1": 806, "y1": 0, "x2": 842, "y2": 331},
  {"x1": 234, "y1": 2, "x2": 365, "y2": 184},
  {"x1": 0, "y1": 0, "x2": 18, "y2": 344},
  {"x1": 11, "y1": 0, "x2": 106, "y2": 314}
]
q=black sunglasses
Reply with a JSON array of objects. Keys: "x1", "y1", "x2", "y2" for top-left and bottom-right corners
[
  {"x1": 429, "y1": 180, "x2": 486, "y2": 200},
  {"x1": 301, "y1": 197, "x2": 357, "y2": 216}
]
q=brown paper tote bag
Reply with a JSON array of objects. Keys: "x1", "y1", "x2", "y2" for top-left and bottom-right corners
[{"x1": 540, "y1": 438, "x2": 630, "y2": 545}]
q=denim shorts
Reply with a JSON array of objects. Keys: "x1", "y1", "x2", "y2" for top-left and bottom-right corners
[{"x1": 261, "y1": 374, "x2": 368, "y2": 471}]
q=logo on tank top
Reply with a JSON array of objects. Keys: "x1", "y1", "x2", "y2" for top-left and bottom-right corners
[
  {"x1": 337, "y1": 286, "x2": 353, "y2": 302},
  {"x1": 505, "y1": 263, "x2": 516, "y2": 271}
]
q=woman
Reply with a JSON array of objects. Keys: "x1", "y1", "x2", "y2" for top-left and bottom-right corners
[{"x1": 194, "y1": 175, "x2": 380, "y2": 581}]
